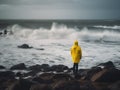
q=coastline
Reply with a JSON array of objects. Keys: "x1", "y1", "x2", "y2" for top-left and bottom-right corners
[{"x1": 0, "y1": 61, "x2": 120, "y2": 90}]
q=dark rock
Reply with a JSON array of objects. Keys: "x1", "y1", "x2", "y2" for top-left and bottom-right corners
[
  {"x1": 32, "y1": 73, "x2": 54, "y2": 84},
  {"x1": 97, "y1": 61, "x2": 115, "y2": 69},
  {"x1": 41, "y1": 64, "x2": 50, "y2": 72},
  {"x1": 18, "y1": 44, "x2": 33, "y2": 49},
  {"x1": 29, "y1": 64, "x2": 50, "y2": 72},
  {"x1": 0, "y1": 71, "x2": 15, "y2": 79},
  {"x1": 53, "y1": 80, "x2": 80, "y2": 90},
  {"x1": 80, "y1": 67, "x2": 102, "y2": 80},
  {"x1": 10, "y1": 63, "x2": 27, "y2": 70},
  {"x1": 53, "y1": 73, "x2": 74, "y2": 81},
  {"x1": 0, "y1": 65, "x2": 5, "y2": 69},
  {"x1": 24, "y1": 70, "x2": 39, "y2": 77},
  {"x1": 91, "y1": 68, "x2": 120, "y2": 82},
  {"x1": 36, "y1": 48, "x2": 45, "y2": 50},
  {"x1": 26, "y1": 64, "x2": 51, "y2": 77},
  {"x1": 8, "y1": 79, "x2": 34, "y2": 90},
  {"x1": 108, "y1": 81, "x2": 120, "y2": 90},
  {"x1": 30, "y1": 84, "x2": 52, "y2": 90},
  {"x1": 39, "y1": 73, "x2": 55, "y2": 84},
  {"x1": 28, "y1": 64, "x2": 42, "y2": 71},
  {"x1": 28, "y1": 64, "x2": 69, "y2": 72},
  {"x1": 50, "y1": 64, "x2": 69, "y2": 72}
]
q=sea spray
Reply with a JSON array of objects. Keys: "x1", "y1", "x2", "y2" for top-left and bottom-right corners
[{"x1": 6, "y1": 23, "x2": 120, "y2": 42}]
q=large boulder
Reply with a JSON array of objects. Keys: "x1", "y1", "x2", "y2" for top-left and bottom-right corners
[
  {"x1": 28, "y1": 64, "x2": 42, "y2": 71},
  {"x1": 18, "y1": 44, "x2": 33, "y2": 49},
  {"x1": 0, "y1": 65, "x2": 5, "y2": 69},
  {"x1": 10, "y1": 63, "x2": 27, "y2": 70},
  {"x1": 80, "y1": 67, "x2": 102, "y2": 80},
  {"x1": 32, "y1": 73, "x2": 54, "y2": 84},
  {"x1": 91, "y1": 68, "x2": 120, "y2": 82},
  {"x1": 50, "y1": 64, "x2": 69, "y2": 72},
  {"x1": 28, "y1": 64, "x2": 50, "y2": 72},
  {"x1": 80, "y1": 61, "x2": 115, "y2": 81},
  {"x1": 97, "y1": 61, "x2": 115, "y2": 69}
]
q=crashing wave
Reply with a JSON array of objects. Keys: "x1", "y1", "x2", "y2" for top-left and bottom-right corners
[{"x1": 5, "y1": 23, "x2": 120, "y2": 43}]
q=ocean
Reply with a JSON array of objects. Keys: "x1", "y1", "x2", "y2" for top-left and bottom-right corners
[{"x1": 0, "y1": 20, "x2": 120, "y2": 69}]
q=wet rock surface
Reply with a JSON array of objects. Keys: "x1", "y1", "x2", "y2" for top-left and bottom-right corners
[
  {"x1": 18, "y1": 44, "x2": 33, "y2": 49},
  {"x1": 0, "y1": 61, "x2": 120, "y2": 90},
  {"x1": 0, "y1": 65, "x2": 5, "y2": 69},
  {"x1": 91, "y1": 68, "x2": 120, "y2": 82},
  {"x1": 10, "y1": 63, "x2": 27, "y2": 70},
  {"x1": 0, "y1": 71, "x2": 15, "y2": 79}
]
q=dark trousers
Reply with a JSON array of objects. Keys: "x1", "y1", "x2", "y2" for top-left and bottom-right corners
[{"x1": 73, "y1": 63, "x2": 78, "y2": 74}]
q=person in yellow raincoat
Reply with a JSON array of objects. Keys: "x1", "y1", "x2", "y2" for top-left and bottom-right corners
[{"x1": 71, "y1": 40, "x2": 82, "y2": 74}]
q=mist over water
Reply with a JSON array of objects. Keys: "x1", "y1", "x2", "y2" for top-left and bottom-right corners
[{"x1": 0, "y1": 21, "x2": 120, "y2": 69}]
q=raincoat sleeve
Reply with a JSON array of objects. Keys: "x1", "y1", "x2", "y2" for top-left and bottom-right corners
[{"x1": 79, "y1": 47, "x2": 82, "y2": 59}]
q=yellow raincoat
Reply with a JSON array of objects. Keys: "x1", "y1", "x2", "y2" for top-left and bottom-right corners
[{"x1": 71, "y1": 40, "x2": 82, "y2": 63}]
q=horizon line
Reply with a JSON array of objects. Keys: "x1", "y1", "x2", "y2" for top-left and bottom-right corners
[{"x1": 0, "y1": 18, "x2": 120, "y2": 21}]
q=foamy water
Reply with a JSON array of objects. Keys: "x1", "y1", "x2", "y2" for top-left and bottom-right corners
[{"x1": 0, "y1": 22, "x2": 120, "y2": 69}]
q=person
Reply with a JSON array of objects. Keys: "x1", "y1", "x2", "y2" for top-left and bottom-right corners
[
  {"x1": 4, "y1": 29, "x2": 7, "y2": 35},
  {"x1": 71, "y1": 40, "x2": 82, "y2": 75}
]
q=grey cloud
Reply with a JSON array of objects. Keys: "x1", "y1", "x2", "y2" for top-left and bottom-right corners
[
  {"x1": 0, "y1": 0, "x2": 120, "y2": 19},
  {"x1": 0, "y1": 0, "x2": 120, "y2": 10}
]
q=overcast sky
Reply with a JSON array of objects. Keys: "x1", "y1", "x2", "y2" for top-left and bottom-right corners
[{"x1": 0, "y1": 0, "x2": 120, "y2": 19}]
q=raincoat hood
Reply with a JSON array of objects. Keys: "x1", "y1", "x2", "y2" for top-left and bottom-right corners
[{"x1": 74, "y1": 40, "x2": 78, "y2": 46}]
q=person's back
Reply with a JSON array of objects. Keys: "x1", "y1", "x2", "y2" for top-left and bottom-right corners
[{"x1": 71, "y1": 40, "x2": 82, "y2": 74}]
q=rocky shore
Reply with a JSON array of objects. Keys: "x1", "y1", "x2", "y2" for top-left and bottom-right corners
[{"x1": 0, "y1": 61, "x2": 120, "y2": 90}]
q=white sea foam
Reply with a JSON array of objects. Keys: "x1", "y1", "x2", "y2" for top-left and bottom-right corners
[
  {"x1": 6, "y1": 23, "x2": 120, "y2": 43},
  {"x1": 94, "y1": 25, "x2": 120, "y2": 29}
]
